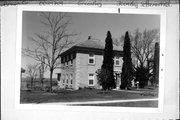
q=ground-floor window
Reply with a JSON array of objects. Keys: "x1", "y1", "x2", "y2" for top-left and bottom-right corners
[
  {"x1": 88, "y1": 73, "x2": 94, "y2": 86},
  {"x1": 70, "y1": 74, "x2": 73, "y2": 84},
  {"x1": 57, "y1": 73, "x2": 61, "y2": 81},
  {"x1": 62, "y1": 74, "x2": 65, "y2": 84},
  {"x1": 61, "y1": 73, "x2": 73, "y2": 87},
  {"x1": 66, "y1": 74, "x2": 68, "y2": 84}
]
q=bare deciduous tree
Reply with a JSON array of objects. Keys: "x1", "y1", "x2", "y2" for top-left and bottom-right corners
[
  {"x1": 117, "y1": 29, "x2": 159, "y2": 68},
  {"x1": 116, "y1": 29, "x2": 159, "y2": 87},
  {"x1": 26, "y1": 64, "x2": 38, "y2": 89},
  {"x1": 131, "y1": 29, "x2": 160, "y2": 87},
  {"x1": 23, "y1": 12, "x2": 78, "y2": 92},
  {"x1": 39, "y1": 57, "x2": 46, "y2": 89},
  {"x1": 131, "y1": 29, "x2": 159, "y2": 68},
  {"x1": 113, "y1": 38, "x2": 121, "y2": 47}
]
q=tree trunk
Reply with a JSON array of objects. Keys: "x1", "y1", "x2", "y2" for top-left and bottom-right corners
[
  {"x1": 31, "y1": 78, "x2": 33, "y2": 90},
  {"x1": 50, "y1": 70, "x2": 53, "y2": 92},
  {"x1": 41, "y1": 78, "x2": 44, "y2": 90}
]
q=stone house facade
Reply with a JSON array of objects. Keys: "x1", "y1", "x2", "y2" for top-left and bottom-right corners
[{"x1": 58, "y1": 37, "x2": 123, "y2": 90}]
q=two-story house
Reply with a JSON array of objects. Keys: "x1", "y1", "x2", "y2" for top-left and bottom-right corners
[{"x1": 58, "y1": 37, "x2": 123, "y2": 90}]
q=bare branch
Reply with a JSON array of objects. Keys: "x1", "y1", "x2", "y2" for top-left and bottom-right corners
[
  {"x1": 131, "y1": 28, "x2": 160, "y2": 67},
  {"x1": 23, "y1": 12, "x2": 78, "y2": 84},
  {"x1": 26, "y1": 63, "x2": 39, "y2": 78}
]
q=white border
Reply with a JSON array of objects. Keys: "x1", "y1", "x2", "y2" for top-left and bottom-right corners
[{"x1": 15, "y1": 5, "x2": 166, "y2": 113}]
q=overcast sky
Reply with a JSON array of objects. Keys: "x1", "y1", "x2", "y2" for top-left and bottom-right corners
[{"x1": 22, "y1": 11, "x2": 160, "y2": 78}]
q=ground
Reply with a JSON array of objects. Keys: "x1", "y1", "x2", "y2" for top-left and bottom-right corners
[
  {"x1": 20, "y1": 88, "x2": 158, "y2": 107},
  {"x1": 73, "y1": 101, "x2": 158, "y2": 107}
]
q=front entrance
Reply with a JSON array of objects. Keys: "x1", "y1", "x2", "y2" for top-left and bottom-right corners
[{"x1": 114, "y1": 71, "x2": 121, "y2": 89}]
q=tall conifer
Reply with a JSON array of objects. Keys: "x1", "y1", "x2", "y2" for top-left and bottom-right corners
[
  {"x1": 153, "y1": 42, "x2": 159, "y2": 86},
  {"x1": 101, "y1": 31, "x2": 116, "y2": 90},
  {"x1": 120, "y1": 31, "x2": 133, "y2": 89}
]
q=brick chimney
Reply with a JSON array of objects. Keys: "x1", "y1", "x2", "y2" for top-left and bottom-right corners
[{"x1": 88, "y1": 36, "x2": 91, "y2": 40}]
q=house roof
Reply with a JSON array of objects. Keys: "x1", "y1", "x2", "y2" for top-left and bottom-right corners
[
  {"x1": 60, "y1": 37, "x2": 123, "y2": 57},
  {"x1": 75, "y1": 38, "x2": 122, "y2": 51}
]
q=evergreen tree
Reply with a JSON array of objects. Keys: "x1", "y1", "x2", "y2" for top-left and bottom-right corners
[
  {"x1": 153, "y1": 42, "x2": 159, "y2": 86},
  {"x1": 120, "y1": 31, "x2": 133, "y2": 89},
  {"x1": 135, "y1": 65, "x2": 149, "y2": 88},
  {"x1": 100, "y1": 31, "x2": 116, "y2": 90}
]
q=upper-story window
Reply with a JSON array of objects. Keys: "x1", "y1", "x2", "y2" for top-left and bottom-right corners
[
  {"x1": 63, "y1": 53, "x2": 74, "y2": 67},
  {"x1": 69, "y1": 53, "x2": 73, "y2": 66},
  {"x1": 66, "y1": 61, "x2": 69, "y2": 67},
  {"x1": 70, "y1": 53, "x2": 73, "y2": 60},
  {"x1": 65, "y1": 62, "x2": 68, "y2": 67},
  {"x1": 62, "y1": 62, "x2": 65, "y2": 67},
  {"x1": 61, "y1": 57, "x2": 64, "y2": 63},
  {"x1": 114, "y1": 56, "x2": 121, "y2": 66},
  {"x1": 70, "y1": 60, "x2": 73, "y2": 66},
  {"x1": 88, "y1": 53, "x2": 95, "y2": 65},
  {"x1": 66, "y1": 55, "x2": 69, "y2": 61}
]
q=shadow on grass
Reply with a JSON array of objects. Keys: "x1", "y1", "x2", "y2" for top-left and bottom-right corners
[{"x1": 71, "y1": 101, "x2": 158, "y2": 107}]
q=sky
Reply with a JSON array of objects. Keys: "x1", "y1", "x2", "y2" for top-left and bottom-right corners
[{"x1": 22, "y1": 11, "x2": 160, "y2": 78}]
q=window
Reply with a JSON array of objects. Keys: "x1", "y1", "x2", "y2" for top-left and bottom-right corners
[
  {"x1": 62, "y1": 74, "x2": 65, "y2": 84},
  {"x1": 65, "y1": 56, "x2": 67, "y2": 62},
  {"x1": 114, "y1": 56, "x2": 121, "y2": 66},
  {"x1": 88, "y1": 53, "x2": 95, "y2": 65},
  {"x1": 70, "y1": 74, "x2": 73, "y2": 84},
  {"x1": 61, "y1": 57, "x2": 64, "y2": 63},
  {"x1": 71, "y1": 53, "x2": 73, "y2": 60},
  {"x1": 88, "y1": 73, "x2": 94, "y2": 86},
  {"x1": 66, "y1": 61, "x2": 68, "y2": 67},
  {"x1": 62, "y1": 63, "x2": 65, "y2": 67},
  {"x1": 66, "y1": 74, "x2": 68, "y2": 84},
  {"x1": 70, "y1": 60, "x2": 73, "y2": 66},
  {"x1": 89, "y1": 80, "x2": 94, "y2": 85},
  {"x1": 66, "y1": 55, "x2": 69, "y2": 61},
  {"x1": 57, "y1": 74, "x2": 61, "y2": 81}
]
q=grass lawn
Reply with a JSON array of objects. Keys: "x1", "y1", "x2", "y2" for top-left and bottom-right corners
[
  {"x1": 20, "y1": 88, "x2": 158, "y2": 106},
  {"x1": 72, "y1": 101, "x2": 158, "y2": 107}
]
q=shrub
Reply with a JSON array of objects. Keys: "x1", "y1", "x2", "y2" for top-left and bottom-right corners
[
  {"x1": 78, "y1": 87, "x2": 82, "y2": 90},
  {"x1": 52, "y1": 81, "x2": 58, "y2": 86},
  {"x1": 134, "y1": 66, "x2": 149, "y2": 88},
  {"x1": 96, "y1": 68, "x2": 112, "y2": 90},
  {"x1": 45, "y1": 86, "x2": 51, "y2": 92},
  {"x1": 33, "y1": 86, "x2": 43, "y2": 91}
]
